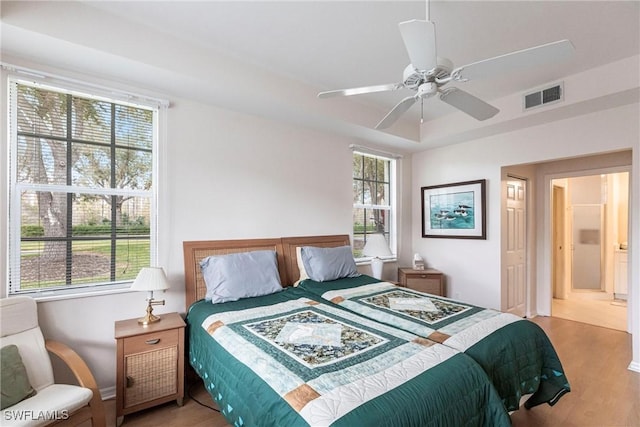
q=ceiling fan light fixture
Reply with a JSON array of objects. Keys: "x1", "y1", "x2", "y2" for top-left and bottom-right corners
[{"x1": 417, "y1": 82, "x2": 438, "y2": 98}]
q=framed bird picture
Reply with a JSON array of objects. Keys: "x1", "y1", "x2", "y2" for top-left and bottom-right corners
[{"x1": 421, "y1": 179, "x2": 486, "y2": 239}]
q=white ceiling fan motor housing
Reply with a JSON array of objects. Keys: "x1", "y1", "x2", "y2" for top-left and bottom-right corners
[{"x1": 403, "y1": 57, "x2": 454, "y2": 90}]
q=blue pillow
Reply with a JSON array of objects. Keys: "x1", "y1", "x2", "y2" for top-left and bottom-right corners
[
  {"x1": 200, "y1": 250, "x2": 282, "y2": 303},
  {"x1": 301, "y1": 245, "x2": 360, "y2": 282}
]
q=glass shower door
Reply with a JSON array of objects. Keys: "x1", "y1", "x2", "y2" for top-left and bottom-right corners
[{"x1": 571, "y1": 204, "x2": 603, "y2": 291}]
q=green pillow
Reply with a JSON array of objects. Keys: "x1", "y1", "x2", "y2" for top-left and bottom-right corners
[{"x1": 1, "y1": 344, "x2": 36, "y2": 410}]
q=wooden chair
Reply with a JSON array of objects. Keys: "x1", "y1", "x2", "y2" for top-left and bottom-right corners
[{"x1": 0, "y1": 296, "x2": 106, "y2": 427}]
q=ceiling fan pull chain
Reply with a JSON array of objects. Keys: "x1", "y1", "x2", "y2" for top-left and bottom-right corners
[{"x1": 421, "y1": 98, "x2": 424, "y2": 124}]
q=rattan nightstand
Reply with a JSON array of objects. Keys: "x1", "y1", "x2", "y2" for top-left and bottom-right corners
[
  {"x1": 398, "y1": 268, "x2": 445, "y2": 296},
  {"x1": 115, "y1": 312, "x2": 185, "y2": 426}
]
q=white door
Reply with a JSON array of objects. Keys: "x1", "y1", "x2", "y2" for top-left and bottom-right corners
[{"x1": 504, "y1": 177, "x2": 526, "y2": 316}]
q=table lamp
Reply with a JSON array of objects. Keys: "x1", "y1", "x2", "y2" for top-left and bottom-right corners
[
  {"x1": 130, "y1": 267, "x2": 170, "y2": 326},
  {"x1": 362, "y1": 234, "x2": 392, "y2": 280}
]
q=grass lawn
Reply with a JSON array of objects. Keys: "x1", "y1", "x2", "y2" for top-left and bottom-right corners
[{"x1": 19, "y1": 238, "x2": 150, "y2": 289}]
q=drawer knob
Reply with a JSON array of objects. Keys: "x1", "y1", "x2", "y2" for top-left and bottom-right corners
[
  {"x1": 126, "y1": 375, "x2": 134, "y2": 388},
  {"x1": 145, "y1": 338, "x2": 161, "y2": 345}
]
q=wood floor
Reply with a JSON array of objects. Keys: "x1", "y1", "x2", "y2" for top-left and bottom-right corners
[
  {"x1": 101, "y1": 316, "x2": 639, "y2": 427},
  {"x1": 509, "y1": 316, "x2": 638, "y2": 427}
]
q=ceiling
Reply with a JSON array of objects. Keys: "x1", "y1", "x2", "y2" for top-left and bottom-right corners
[{"x1": 2, "y1": 1, "x2": 639, "y2": 150}]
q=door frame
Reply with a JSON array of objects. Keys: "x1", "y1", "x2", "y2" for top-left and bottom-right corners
[
  {"x1": 552, "y1": 184, "x2": 566, "y2": 299},
  {"x1": 541, "y1": 166, "x2": 631, "y2": 321}
]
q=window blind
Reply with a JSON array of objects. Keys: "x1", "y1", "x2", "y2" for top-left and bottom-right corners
[{"x1": 8, "y1": 79, "x2": 158, "y2": 296}]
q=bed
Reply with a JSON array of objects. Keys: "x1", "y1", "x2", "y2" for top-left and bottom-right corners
[
  {"x1": 183, "y1": 237, "x2": 511, "y2": 427},
  {"x1": 282, "y1": 236, "x2": 571, "y2": 412}
]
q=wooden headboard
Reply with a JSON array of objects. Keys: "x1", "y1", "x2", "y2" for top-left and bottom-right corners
[
  {"x1": 183, "y1": 238, "x2": 285, "y2": 308},
  {"x1": 280, "y1": 234, "x2": 351, "y2": 286},
  {"x1": 183, "y1": 234, "x2": 351, "y2": 308}
]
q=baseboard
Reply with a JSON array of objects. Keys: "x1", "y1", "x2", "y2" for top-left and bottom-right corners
[
  {"x1": 628, "y1": 360, "x2": 640, "y2": 373},
  {"x1": 100, "y1": 385, "x2": 116, "y2": 400}
]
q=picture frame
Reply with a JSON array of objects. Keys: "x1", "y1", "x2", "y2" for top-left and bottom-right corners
[{"x1": 421, "y1": 179, "x2": 486, "y2": 239}]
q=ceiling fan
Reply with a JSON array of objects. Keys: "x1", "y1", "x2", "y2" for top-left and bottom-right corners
[{"x1": 318, "y1": 4, "x2": 575, "y2": 130}]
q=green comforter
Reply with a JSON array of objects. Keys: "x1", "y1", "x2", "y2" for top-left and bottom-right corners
[
  {"x1": 298, "y1": 276, "x2": 570, "y2": 411},
  {"x1": 186, "y1": 287, "x2": 510, "y2": 426}
]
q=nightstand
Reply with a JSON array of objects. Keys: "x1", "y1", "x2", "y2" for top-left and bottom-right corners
[
  {"x1": 398, "y1": 268, "x2": 445, "y2": 296},
  {"x1": 115, "y1": 312, "x2": 185, "y2": 426}
]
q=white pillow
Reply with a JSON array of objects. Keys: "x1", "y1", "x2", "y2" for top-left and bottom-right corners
[
  {"x1": 300, "y1": 245, "x2": 360, "y2": 282},
  {"x1": 200, "y1": 250, "x2": 282, "y2": 303}
]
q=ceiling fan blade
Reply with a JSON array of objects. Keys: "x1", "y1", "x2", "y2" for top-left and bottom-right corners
[
  {"x1": 375, "y1": 95, "x2": 418, "y2": 129},
  {"x1": 399, "y1": 19, "x2": 437, "y2": 72},
  {"x1": 318, "y1": 83, "x2": 404, "y2": 98},
  {"x1": 439, "y1": 87, "x2": 499, "y2": 121},
  {"x1": 452, "y1": 39, "x2": 575, "y2": 82}
]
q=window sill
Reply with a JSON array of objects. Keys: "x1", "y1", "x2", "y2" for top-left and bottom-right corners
[
  {"x1": 355, "y1": 257, "x2": 397, "y2": 266},
  {"x1": 12, "y1": 282, "x2": 134, "y2": 302}
]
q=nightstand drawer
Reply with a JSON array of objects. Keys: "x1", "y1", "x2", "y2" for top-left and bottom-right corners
[
  {"x1": 123, "y1": 329, "x2": 179, "y2": 355},
  {"x1": 406, "y1": 277, "x2": 442, "y2": 294},
  {"x1": 398, "y1": 267, "x2": 445, "y2": 296},
  {"x1": 406, "y1": 272, "x2": 433, "y2": 280}
]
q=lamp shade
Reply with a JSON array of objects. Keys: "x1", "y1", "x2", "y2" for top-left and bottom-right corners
[
  {"x1": 130, "y1": 267, "x2": 170, "y2": 291},
  {"x1": 362, "y1": 234, "x2": 392, "y2": 258}
]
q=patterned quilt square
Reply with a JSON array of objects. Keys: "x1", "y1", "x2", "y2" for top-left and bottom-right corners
[
  {"x1": 244, "y1": 310, "x2": 388, "y2": 368},
  {"x1": 360, "y1": 289, "x2": 473, "y2": 324}
]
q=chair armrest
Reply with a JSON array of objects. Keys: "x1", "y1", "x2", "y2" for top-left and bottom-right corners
[
  {"x1": 45, "y1": 340, "x2": 106, "y2": 427},
  {"x1": 45, "y1": 340, "x2": 98, "y2": 390}
]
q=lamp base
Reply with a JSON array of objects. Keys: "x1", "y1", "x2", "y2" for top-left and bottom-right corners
[
  {"x1": 138, "y1": 313, "x2": 161, "y2": 326},
  {"x1": 138, "y1": 299, "x2": 165, "y2": 326},
  {"x1": 370, "y1": 257, "x2": 384, "y2": 280}
]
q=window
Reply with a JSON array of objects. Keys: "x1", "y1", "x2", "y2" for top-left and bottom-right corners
[
  {"x1": 352, "y1": 151, "x2": 396, "y2": 260},
  {"x1": 7, "y1": 79, "x2": 159, "y2": 296}
]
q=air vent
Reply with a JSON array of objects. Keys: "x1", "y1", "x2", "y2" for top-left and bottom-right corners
[{"x1": 523, "y1": 82, "x2": 563, "y2": 111}]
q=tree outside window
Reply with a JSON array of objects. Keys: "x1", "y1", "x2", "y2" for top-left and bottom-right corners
[
  {"x1": 352, "y1": 152, "x2": 394, "y2": 259},
  {"x1": 9, "y1": 81, "x2": 156, "y2": 294}
]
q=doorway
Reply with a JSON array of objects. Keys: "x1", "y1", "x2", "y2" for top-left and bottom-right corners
[{"x1": 551, "y1": 172, "x2": 629, "y2": 331}]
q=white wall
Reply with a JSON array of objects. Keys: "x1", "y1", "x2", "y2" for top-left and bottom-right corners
[
  {"x1": 412, "y1": 102, "x2": 640, "y2": 368},
  {"x1": 0, "y1": 73, "x2": 409, "y2": 392}
]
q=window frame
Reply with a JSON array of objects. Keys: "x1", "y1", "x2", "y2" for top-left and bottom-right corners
[
  {"x1": 352, "y1": 150, "x2": 397, "y2": 263},
  {"x1": 6, "y1": 75, "x2": 164, "y2": 299}
]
